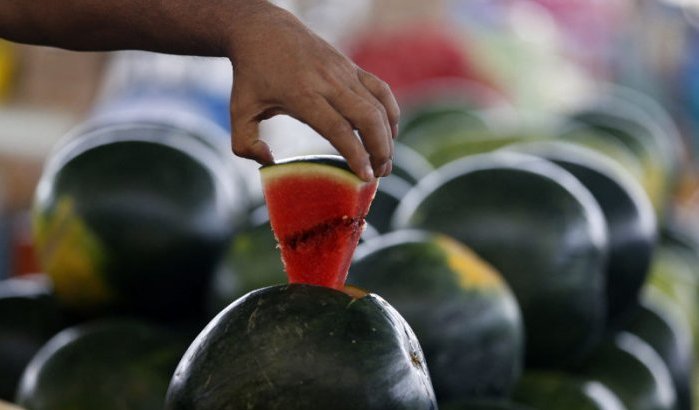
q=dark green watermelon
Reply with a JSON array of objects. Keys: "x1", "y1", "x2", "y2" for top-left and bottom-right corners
[
  {"x1": 366, "y1": 175, "x2": 413, "y2": 233},
  {"x1": 559, "y1": 102, "x2": 674, "y2": 216},
  {"x1": 393, "y1": 151, "x2": 608, "y2": 367},
  {"x1": 16, "y1": 319, "x2": 188, "y2": 410},
  {"x1": 392, "y1": 142, "x2": 434, "y2": 185},
  {"x1": 504, "y1": 141, "x2": 656, "y2": 327},
  {"x1": 398, "y1": 104, "x2": 508, "y2": 166},
  {"x1": 646, "y1": 225, "x2": 699, "y2": 355},
  {"x1": 440, "y1": 400, "x2": 534, "y2": 410},
  {"x1": 570, "y1": 96, "x2": 679, "y2": 186},
  {"x1": 576, "y1": 332, "x2": 676, "y2": 410},
  {"x1": 0, "y1": 277, "x2": 62, "y2": 401},
  {"x1": 32, "y1": 123, "x2": 247, "y2": 320},
  {"x1": 651, "y1": 224, "x2": 699, "y2": 407},
  {"x1": 512, "y1": 371, "x2": 626, "y2": 410},
  {"x1": 166, "y1": 284, "x2": 437, "y2": 410},
  {"x1": 399, "y1": 104, "x2": 492, "y2": 140},
  {"x1": 206, "y1": 211, "x2": 284, "y2": 316},
  {"x1": 349, "y1": 230, "x2": 523, "y2": 401},
  {"x1": 626, "y1": 292, "x2": 694, "y2": 410}
]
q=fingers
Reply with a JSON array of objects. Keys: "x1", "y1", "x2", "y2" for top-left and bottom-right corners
[
  {"x1": 231, "y1": 95, "x2": 275, "y2": 165},
  {"x1": 327, "y1": 87, "x2": 393, "y2": 178},
  {"x1": 288, "y1": 96, "x2": 375, "y2": 181},
  {"x1": 358, "y1": 69, "x2": 401, "y2": 138}
]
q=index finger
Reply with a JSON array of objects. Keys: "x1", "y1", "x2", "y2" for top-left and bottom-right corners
[
  {"x1": 286, "y1": 95, "x2": 375, "y2": 181},
  {"x1": 358, "y1": 69, "x2": 401, "y2": 138}
]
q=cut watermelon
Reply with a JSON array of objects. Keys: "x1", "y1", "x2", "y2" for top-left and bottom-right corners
[{"x1": 261, "y1": 156, "x2": 378, "y2": 289}]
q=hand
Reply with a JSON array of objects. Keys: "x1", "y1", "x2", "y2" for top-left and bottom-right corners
[{"x1": 226, "y1": 2, "x2": 399, "y2": 181}]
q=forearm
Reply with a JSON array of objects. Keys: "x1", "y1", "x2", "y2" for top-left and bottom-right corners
[
  {"x1": 0, "y1": 0, "x2": 400, "y2": 180},
  {"x1": 0, "y1": 0, "x2": 268, "y2": 58}
]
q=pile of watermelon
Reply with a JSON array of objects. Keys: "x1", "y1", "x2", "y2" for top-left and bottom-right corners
[
  {"x1": 2, "y1": 24, "x2": 699, "y2": 410},
  {"x1": 0, "y1": 120, "x2": 253, "y2": 409}
]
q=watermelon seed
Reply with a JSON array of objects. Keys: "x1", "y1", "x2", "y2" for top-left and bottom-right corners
[{"x1": 283, "y1": 217, "x2": 363, "y2": 251}]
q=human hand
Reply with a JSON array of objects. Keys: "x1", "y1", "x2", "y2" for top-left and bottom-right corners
[{"x1": 225, "y1": 2, "x2": 399, "y2": 181}]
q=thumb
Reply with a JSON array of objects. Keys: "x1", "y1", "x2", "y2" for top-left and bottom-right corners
[{"x1": 231, "y1": 112, "x2": 274, "y2": 165}]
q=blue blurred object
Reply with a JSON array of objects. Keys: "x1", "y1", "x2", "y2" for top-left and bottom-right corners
[
  {"x1": 93, "y1": 87, "x2": 231, "y2": 134},
  {"x1": 92, "y1": 51, "x2": 233, "y2": 136}
]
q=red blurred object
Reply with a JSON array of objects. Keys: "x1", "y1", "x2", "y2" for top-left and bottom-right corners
[
  {"x1": 10, "y1": 213, "x2": 41, "y2": 277},
  {"x1": 348, "y1": 24, "x2": 499, "y2": 101}
]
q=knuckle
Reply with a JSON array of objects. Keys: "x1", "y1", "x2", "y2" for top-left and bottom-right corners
[
  {"x1": 292, "y1": 83, "x2": 318, "y2": 103},
  {"x1": 327, "y1": 119, "x2": 353, "y2": 137},
  {"x1": 376, "y1": 79, "x2": 392, "y2": 95},
  {"x1": 330, "y1": 85, "x2": 353, "y2": 101},
  {"x1": 231, "y1": 141, "x2": 253, "y2": 158},
  {"x1": 362, "y1": 106, "x2": 385, "y2": 128},
  {"x1": 371, "y1": 149, "x2": 391, "y2": 165}
]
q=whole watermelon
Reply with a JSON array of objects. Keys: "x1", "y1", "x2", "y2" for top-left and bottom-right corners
[{"x1": 33, "y1": 122, "x2": 248, "y2": 320}]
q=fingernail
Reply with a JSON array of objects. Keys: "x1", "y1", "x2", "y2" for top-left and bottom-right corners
[
  {"x1": 375, "y1": 162, "x2": 389, "y2": 178},
  {"x1": 385, "y1": 160, "x2": 393, "y2": 176},
  {"x1": 392, "y1": 123, "x2": 399, "y2": 138},
  {"x1": 363, "y1": 164, "x2": 375, "y2": 181}
]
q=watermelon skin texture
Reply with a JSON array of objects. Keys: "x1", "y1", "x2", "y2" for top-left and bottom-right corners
[
  {"x1": 349, "y1": 230, "x2": 523, "y2": 402},
  {"x1": 575, "y1": 332, "x2": 677, "y2": 410},
  {"x1": 394, "y1": 152, "x2": 608, "y2": 368},
  {"x1": 625, "y1": 296, "x2": 694, "y2": 410},
  {"x1": 33, "y1": 124, "x2": 243, "y2": 320},
  {"x1": 166, "y1": 284, "x2": 437, "y2": 410},
  {"x1": 206, "y1": 216, "x2": 285, "y2": 316},
  {"x1": 0, "y1": 278, "x2": 63, "y2": 401},
  {"x1": 440, "y1": 400, "x2": 533, "y2": 410},
  {"x1": 365, "y1": 174, "x2": 413, "y2": 233},
  {"x1": 261, "y1": 156, "x2": 377, "y2": 289},
  {"x1": 512, "y1": 372, "x2": 626, "y2": 410},
  {"x1": 506, "y1": 142, "x2": 656, "y2": 328},
  {"x1": 16, "y1": 319, "x2": 188, "y2": 410}
]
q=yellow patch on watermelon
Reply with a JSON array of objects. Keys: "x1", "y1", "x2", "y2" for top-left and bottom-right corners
[
  {"x1": 33, "y1": 197, "x2": 113, "y2": 309},
  {"x1": 435, "y1": 235, "x2": 504, "y2": 291},
  {"x1": 0, "y1": 399, "x2": 26, "y2": 410}
]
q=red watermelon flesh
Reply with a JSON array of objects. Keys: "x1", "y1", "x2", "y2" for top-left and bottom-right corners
[{"x1": 261, "y1": 156, "x2": 378, "y2": 289}]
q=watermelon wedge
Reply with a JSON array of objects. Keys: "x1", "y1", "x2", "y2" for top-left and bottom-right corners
[{"x1": 261, "y1": 156, "x2": 378, "y2": 289}]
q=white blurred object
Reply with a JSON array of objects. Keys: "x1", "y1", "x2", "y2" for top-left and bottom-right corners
[
  {"x1": 97, "y1": 52, "x2": 232, "y2": 103},
  {"x1": 236, "y1": 115, "x2": 338, "y2": 202},
  {"x1": 0, "y1": 107, "x2": 76, "y2": 157},
  {"x1": 272, "y1": 0, "x2": 374, "y2": 45},
  {"x1": 261, "y1": 115, "x2": 336, "y2": 159},
  {"x1": 447, "y1": 0, "x2": 596, "y2": 121}
]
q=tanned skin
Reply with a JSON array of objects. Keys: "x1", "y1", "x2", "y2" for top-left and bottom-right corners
[{"x1": 0, "y1": 0, "x2": 399, "y2": 180}]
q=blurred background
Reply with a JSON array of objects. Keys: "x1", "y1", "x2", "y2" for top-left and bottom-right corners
[
  {"x1": 1, "y1": 0, "x2": 699, "y2": 275},
  {"x1": 0, "y1": 1, "x2": 694, "y2": 310},
  {"x1": 5, "y1": 0, "x2": 699, "y2": 408}
]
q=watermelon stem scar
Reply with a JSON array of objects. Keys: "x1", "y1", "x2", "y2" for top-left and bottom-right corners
[{"x1": 261, "y1": 156, "x2": 378, "y2": 290}]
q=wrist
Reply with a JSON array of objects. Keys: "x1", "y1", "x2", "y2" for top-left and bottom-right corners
[{"x1": 223, "y1": 1, "x2": 299, "y2": 65}]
